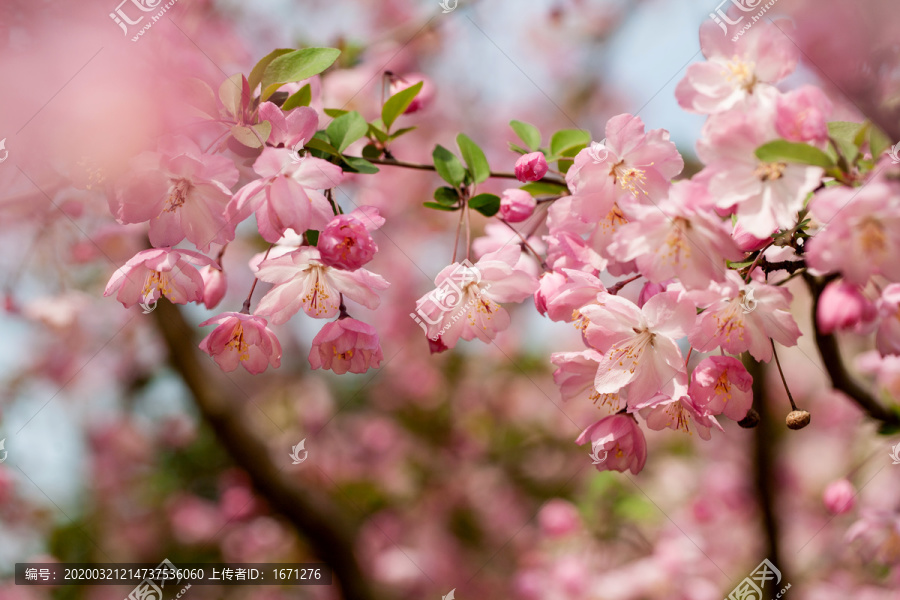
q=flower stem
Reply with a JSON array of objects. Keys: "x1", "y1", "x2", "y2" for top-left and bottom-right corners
[
  {"x1": 770, "y1": 339, "x2": 798, "y2": 411},
  {"x1": 241, "y1": 245, "x2": 273, "y2": 314}
]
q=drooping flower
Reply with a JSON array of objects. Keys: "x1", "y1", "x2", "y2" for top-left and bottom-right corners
[
  {"x1": 500, "y1": 188, "x2": 537, "y2": 222},
  {"x1": 580, "y1": 291, "x2": 695, "y2": 407},
  {"x1": 308, "y1": 317, "x2": 384, "y2": 374},
  {"x1": 676, "y1": 17, "x2": 798, "y2": 114},
  {"x1": 550, "y1": 349, "x2": 625, "y2": 411},
  {"x1": 110, "y1": 135, "x2": 239, "y2": 251},
  {"x1": 562, "y1": 114, "x2": 683, "y2": 223},
  {"x1": 534, "y1": 269, "x2": 605, "y2": 323},
  {"x1": 198, "y1": 312, "x2": 282, "y2": 374},
  {"x1": 688, "y1": 356, "x2": 753, "y2": 421},
  {"x1": 199, "y1": 265, "x2": 227, "y2": 310},
  {"x1": 816, "y1": 280, "x2": 877, "y2": 334},
  {"x1": 514, "y1": 152, "x2": 549, "y2": 182},
  {"x1": 253, "y1": 247, "x2": 389, "y2": 324},
  {"x1": 104, "y1": 248, "x2": 215, "y2": 308},
  {"x1": 575, "y1": 414, "x2": 647, "y2": 474},
  {"x1": 317, "y1": 206, "x2": 384, "y2": 270},
  {"x1": 413, "y1": 245, "x2": 538, "y2": 351},
  {"x1": 636, "y1": 394, "x2": 722, "y2": 440},
  {"x1": 226, "y1": 147, "x2": 344, "y2": 243},
  {"x1": 688, "y1": 271, "x2": 801, "y2": 362}
]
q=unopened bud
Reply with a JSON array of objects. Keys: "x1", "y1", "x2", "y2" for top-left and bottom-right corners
[{"x1": 738, "y1": 408, "x2": 760, "y2": 428}]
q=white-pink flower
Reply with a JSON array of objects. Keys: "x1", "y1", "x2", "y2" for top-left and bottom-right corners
[
  {"x1": 580, "y1": 291, "x2": 694, "y2": 407},
  {"x1": 535, "y1": 269, "x2": 605, "y2": 323},
  {"x1": 104, "y1": 248, "x2": 215, "y2": 308},
  {"x1": 575, "y1": 414, "x2": 647, "y2": 474},
  {"x1": 258, "y1": 102, "x2": 318, "y2": 149},
  {"x1": 198, "y1": 312, "x2": 282, "y2": 375},
  {"x1": 550, "y1": 349, "x2": 625, "y2": 411},
  {"x1": 688, "y1": 355, "x2": 753, "y2": 421},
  {"x1": 253, "y1": 247, "x2": 389, "y2": 324},
  {"x1": 226, "y1": 147, "x2": 344, "y2": 243},
  {"x1": 635, "y1": 394, "x2": 722, "y2": 440},
  {"x1": 308, "y1": 317, "x2": 384, "y2": 375},
  {"x1": 110, "y1": 135, "x2": 239, "y2": 252}
]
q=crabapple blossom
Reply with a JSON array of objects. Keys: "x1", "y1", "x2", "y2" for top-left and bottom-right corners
[
  {"x1": 200, "y1": 265, "x2": 227, "y2": 309},
  {"x1": 499, "y1": 188, "x2": 537, "y2": 223},
  {"x1": 775, "y1": 86, "x2": 833, "y2": 144},
  {"x1": 472, "y1": 223, "x2": 545, "y2": 277},
  {"x1": 875, "y1": 284, "x2": 900, "y2": 356},
  {"x1": 317, "y1": 207, "x2": 384, "y2": 270},
  {"x1": 198, "y1": 312, "x2": 282, "y2": 374},
  {"x1": 823, "y1": 479, "x2": 856, "y2": 515},
  {"x1": 534, "y1": 268, "x2": 605, "y2": 323},
  {"x1": 576, "y1": 414, "x2": 647, "y2": 474},
  {"x1": 816, "y1": 280, "x2": 877, "y2": 334},
  {"x1": 110, "y1": 135, "x2": 239, "y2": 251},
  {"x1": 537, "y1": 500, "x2": 581, "y2": 538},
  {"x1": 688, "y1": 271, "x2": 801, "y2": 362},
  {"x1": 580, "y1": 292, "x2": 694, "y2": 407},
  {"x1": 257, "y1": 102, "x2": 318, "y2": 149},
  {"x1": 544, "y1": 229, "x2": 608, "y2": 274},
  {"x1": 413, "y1": 245, "x2": 538, "y2": 351},
  {"x1": 253, "y1": 247, "x2": 389, "y2": 324},
  {"x1": 514, "y1": 152, "x2": 548, "y2": 182},
  {"x1": 550, "y1": 349, "x2": 625, "y2": 409},
  {"x1": 637, "y1": 280, "x2": 669, "y2": 308},
  {"x1": 308, "y1": 317, "x2": 384, "y2": 374},
  {"x1": 561, "y1": 114, "x2": 683, "y2": 223},
  {"x1": 688, "y1": 356, "x2": 753, "y2": 422},
  {"x1": 636, "y1": 394, "x2": 722, "y2": 440},
  {"x1": 676, "y1": 18, "x2": 798, "y2": 114},
  {"x1": 226, "y1": 147, "x2": 344, "y2": 243},
  {"x1": 104, "y1": 248, "x2": 216, "y2": 308}
]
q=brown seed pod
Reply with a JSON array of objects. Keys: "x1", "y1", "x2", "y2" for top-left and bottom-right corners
[
  {"x1": 786, "y1": 410, "x2": 811, "y2": 430},
  {"x1": 738, "y1": 408, "x2": 760, "y2": 429}
]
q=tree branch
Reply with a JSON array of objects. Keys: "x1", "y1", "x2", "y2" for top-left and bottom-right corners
[
  {"x1": 152, "y1": 300, "x2": 385, "y2": 600},
  {"x1": 360, "y1": 156, "x2": 568, "y2": 186},
  {"x1": 803, "y1": 273, "x2": 900, "y2": 426}
]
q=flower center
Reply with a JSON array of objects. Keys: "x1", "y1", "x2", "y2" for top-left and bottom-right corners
[
  {"x1": 608, "y1": 328, "x2": 654, "y2": 375},
  {"x1": 663, "y1": 218, "x2": 692, "y2": 265},
  {"x1": 714, "y1": 371, "x2": 732, "y2": 402},
  {"x1": 754, "y1": 162, "x2": 787, "y2": 181},
  {"x1": 859, "y1": 218, "x2": 887, "y2": 255},
  {"x1": 333, "y1": 347, "x2": 355, "y2": 361},
  {"x1": 227, "y1": 324, "x2": 250, "y2": 362},
  {"x1": 143, "y1": 271, "x2": 171, "y2": 299},
  {"x1": 609, "y1": 160, "x2": 650, "y2": 197},
  {"x1": 303, "y1": 267, "x2": 335, "y2": 316},
  {"x1": 165, "y1": 178, "x2": 193, "y2": 212},
  {"x1": 724, "y1": 56, "x2": 757, "y2": 92}
]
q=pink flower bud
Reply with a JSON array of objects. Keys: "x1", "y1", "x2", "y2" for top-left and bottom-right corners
[
  {"x1": 388, "y1": 73, "x2": 435, "y2": 114},
  {"x1": 538, "y1": 499, "x2": 581, "y2": 538},
  {"x1": 776, "y1": 85, "x2": 833, "y2": 144},
  {"x1": 309, "y1": 318, "x2": 384, "y2": 374},
  {"x1": 514, "y1": 151, "x2": 549, "y2": 182},
  {"x1": 317, "y1": 214, "x2": 379, "y2": 270},
  {"x1": 823, "y1": 479, "x2": 855, "y2": 515},
  {"x1": 732, "y1": 222, "x2": 771, "y2": 252},
  {"x1": 200, "y1": 265, "x2": 227, "y2": 309},
  {"x1": 817, "y1": 280, "x2": 876, "y2": 334},
  {"x1": 637, "y1": 280, "x2": 668, "y2": 308},
  {"x1": 499, "y1": 189, "x2": 537, "y2": 223}
]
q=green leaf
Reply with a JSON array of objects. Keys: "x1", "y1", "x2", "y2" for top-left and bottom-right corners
[
  {"x1": 324, "y1": 108, "x2": 349, "y2": 118},
  {"x1": 260, "y1": 47, "x2": 341, "y2": 101},
  {"x1": 827, "y1": 121, "x2": 864, "y2": 165},
  {"x1": 342, "y1": 155, "x2": 379, "y2": 174},
  {"x1": 382, "y1": 81, "x2": 423, "y2": 131},
  {"x1": 389, "y1": 126, "x2": 417, "y2": 141},
  {"x1": 434, "y1": 186, "x2": 460, "y2": 206},
  {"x1": 469, "y1": 193, "x2": 500, "y2": 217},
  {"x1": 423, "y1": 201, "x2": 460, "y2": 211},
  {"x1": 457, "y1": 134, "x2": 491, "y2": 184},
  {"x1": 304, "y1": 229, "x2": 320, "y2": 246},
  {"x1": 550, "y1": 129, "x2": 591, "y2": 158},
  {"x1": 219, "y1": 73, "x2": 249, "y2": 120},
  {"x1": 282, "y1": 84, "x2": 312, "y2": 110},
  {"x1": 432, "y1": 145, "x2": 466, "y2": 187},
  {"x1": 869, "y1": 125, "x2": 893, "y2": 159},
  {"x1": 557, "y1": 158, "x2": 574, "y2": 174},
  {"x1": 327, "y1": 111, "x2": 368, "y2": 153},
  {"x1": 367, "y1": 123, "x2": 389, "y2": 144},
  {"x1": 510, "y1": 120, "x2": 541, "y2": 151},
  {"x1": 755, "y1": 140, "x2": 835, "y2": 169},
  {"x1": 519, "y1": 181, "x2": 567, "y2": 196},
  {"x1": 230, "y1": 122, "x2": 271, "y2": 148},
  {"x1": 507, "y1": 142, "x2": 530, "y2": 155},
  {"x1": 249, "y1": 48, "x2": 294, "y2": 93},
  {"x1": 361, "y1": 144, "x2": 383, "y2": 160},
  {"x1": 304, "y1": 135, "x2": 341, "y2": 157}
]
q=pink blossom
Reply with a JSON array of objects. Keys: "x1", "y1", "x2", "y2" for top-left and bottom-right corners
[
  {"x1": 388, "y1": 73, "x2": 435, "y2": 113},
  {"x1": 104, "y1": 248, "x2": 215, "y2": 308},
  {"x1": 637, "y1": 280, "x2": 668, "y2": 308},
  {"x1": 676, "y1": 18, "x2": 798, "y2": 114},
  {"x1": 472, "y1": 222, "x2": 545, "y2": 277},
  {"x1": 636, "y1": 394, "x2": 722, "y2": 440},
  {"x1": 688, "y1": 356, "x2": 753, "y2": 421},
  {"x1": 576, "y1": 414, "x2": 647, "y2": 474},
  {"x1": 253, "y1": 247, "x2": 389, "y2": 324},
  {"x1": 544, "y1": 229, "x2": 608, "y2": 274},
  {"x1": 198, "y1": 312, "x2": 282, "y2": 374},
  {"x1": 580, "y1": 292, "x2": 694, "y2": 406},
  {"x1": 534, "y1": 269, "x2": 605, "y2": 322},
  {"x1": 697, "y1": 107, "x2": 823, "y2": 238},
  {"x1": 846, "y1": 510, "x2": 900, "y2": 564},
  {"x1": 308, "y1": 317, "x2": 384, "y2": 374},
  {"x1": 732, "y1": 221, "x2": 771, "y2": 252},
  {"x1": 775, "y1": 86, "x2": 833, "y2": 144},
  {"x1": 413, "y1": 245, "x2": 538, "y2": 351},
  {"x1": 200, "y1": 265, "x2": 227, "y2": 310},
  {"x1": 110, "y1": 135, "x2": 239, "y2": 252},
  {"x1": 499, "y1": 188, "x2": 537, "y2": 222},
  {"x1": 514, "y1": 152, "x2": 549, "y2": 182},
  {"x1": 538, "y1": 499, "x2": 581, "y2": 538},
  {"x1": 817, "y1": 280, "x2": 877, "y2": 334},
  {"x1": 226, "y1": 147, "x2": 344, "y2": 243},
  {"x1": 823, "y1": 479, "x2": 856, "y2": 515},
  {"x1": 564, "y1": 114, "x2": 683, "y2": 223},
  {"x1": 317, "y1": 207, "x2": 384, "y2": 270},
  {"x1": 257, "y1": 102, "x2": 318, "y2": 149},
  {"x1": 806, "y1": 181, "x2": 900, "y2": 285},
  {"x1": 609, "y1": 181, "x2": 742, "y2": 289},
  {"x1": 688, "y1": 271, "x2": 801, "y2": 362},
  {"x1": 550, "y1": 349, "x2": 625, "y2": 410},
  {"x1": 876, "y1": 284, "x2": 900, "y2": 356}
]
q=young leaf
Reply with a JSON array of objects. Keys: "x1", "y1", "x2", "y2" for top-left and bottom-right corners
[
  {"x1": 342, "y1": 155, "x2": 379, "y2": 174},
  {"x1": 324, "y1": 108, "x2": 349, "y2": 118},
  {"x1": 219, "y1": 73, "x2": 250, "y2": 120},
  {"x1": 424, "y1": 201, "x2": 460, "y2": 211},
  {"x1": 282, "y1": 84, "x2": 312, "y2": 110},
  {"x1": 382, "y1": 81, "x2": 423, "y2": 131},
  {"x1": 457, "y1": 134, "x2": 491, "y2": 184},
  {"x1": 519, "y1": 181, "x2": 567, "y2": 196},
  {"x1": 469, "y1": 193, "x2": 501, "y2": 217},
  {"x1": 305, "y1": 135, "x2": 342, "y2": 158},
  {"x1": 434, "y1": 187, "x2": 460, "y2": 206},
  {"x1": 433, "y1": 145, "x2": 467, "y2": 187},
  {"x1": 550, "y1": 129, "x2": 591, "y2": 158},
  {"x1": 249, "y1": 48, "x2": 294, "y2": 93},
  {"x1": 230, "y1": 122, "x2": 271, "y2": 148},
  {"x1": 869, "y1": 124, "x2": 893, "y2": 159},
  {"x1": 389, "y1": 126, "x2": 417, "y2": 141},
  {"x1": 327, "y1": 111, "x2": 368, "y2": 153},
  {"x1": 260, "y1": 47, "x2": 341, "y2": 101},
  {"x1": 510, "y1": 120, "x2": 541, "y2": 151},
  {"x1": 827, "y1": 121, "x2": 863, "y2": 164},
  {"x1": 304, "y1": 229, "x2": 320, "y2": 246},
  {"x1": 368, "y1": 123, "x2": 389, "y2": 144},
  {"x1": 362, "y1": 144, "x2": 383, "y2": 160},
  {"x1": 507, "y1": 142, "x2": 530, "y2": 155},
  {"x1": 755, "y1": 140, "x2": 835, "y2": 168}
]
